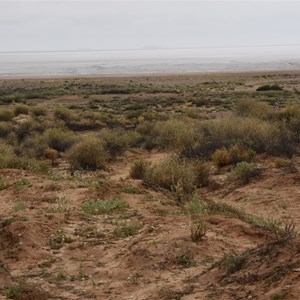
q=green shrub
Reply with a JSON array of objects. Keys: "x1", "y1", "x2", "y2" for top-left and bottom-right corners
[
  {"x1": 99, "y1": 128, "x2": 142, "y2": 158},
  {"x1": 0, "y1": 122, "x2": 12, "y2": 138},
  {"x1": 16, "y1": 135, "x2": 47, "y2": 158},
  {"x1": 136, "y1": 120, "x2": 160, "y2": 149},
  {"x1": 68, "y1": 136, "x2": 108, "y2": 170},
  {"x1": 230, "y1": 162, "x2": 260, "y2": 184},
  {"x1": 235, "y1": 99, "x2": 272, "y2": 119},
  {"x1": 143, "y1": 157, "x2": 209, "y2": 203},
  {"x1": 54, "y1": 107, "x2": 77, "y2": 122},
  {"x1": 14, "y1": 104, "x2": 29, "y2": 115},
  {"x1": 31, "y1": 105, "x2": 47, "y2": 116},
  {"x1": 15, "y1": 119, "x2": 39, "y2": 141},
  {"x1": 81, "y1": 198, "x2": 128, "y2": 214},
  {"x1": 42, "y1": 128, "x2": 77, "y2": 152},
  {"x1": 130, "y1": 159, "x2": 151, "y2": 179},
  {"x1": 5, "y1": 285, "x2": 22, "y2": 299},
  {"x1": 222, "y1": 252, "x2": 247, "y2": 274},
  {"x1": 191, "y1": 98, "x2": 210, "y2": 106},
  {"x1": 228, "y1": 145, "x2": 256, "y2": 165},
  {"x1": 275, "y1": 105, "x2": 300, "y2": 142},
  {"x1": 256, "y1": 84, "x2": 283, "y2": 91},
  {"x1": 113, "y1": 222, "x2": 142, "y2": 237},
  {"x1": 0, "y1": 108, "x2": 14, "y2": 121},
  {"x1": 0, "y1": 141, "x2": 49, "y2": 172},
  {"x1": 155, "y1": 118, "x2": 202, "y2": 156},
  {"x1": 181, "y1": 117, "x2": 294, "y2": 158}
]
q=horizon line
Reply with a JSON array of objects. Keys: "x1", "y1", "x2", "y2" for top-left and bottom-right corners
[{"x1": 1, "y1": 43, "x2": 300, "y2": 54}]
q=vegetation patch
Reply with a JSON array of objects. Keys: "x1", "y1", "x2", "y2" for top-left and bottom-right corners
[
  {"x1": 81, "y1": 198, "x2": 129, "y2": 214},
  {"x1": 68, "y1": 136, "x2": 108, "y2": 170}
]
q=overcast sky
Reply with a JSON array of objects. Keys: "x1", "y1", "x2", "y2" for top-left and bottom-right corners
[{"x1": 1, "y1": 1, "x2": 300, "y2": 52}]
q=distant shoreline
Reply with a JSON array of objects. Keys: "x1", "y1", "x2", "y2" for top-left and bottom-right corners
[
  {"x1": 1, "y1": 46, "x2": 299, "y2": 77},
  {"x1": 1, "y1": 69, "x2": 300, "y2": 81}
]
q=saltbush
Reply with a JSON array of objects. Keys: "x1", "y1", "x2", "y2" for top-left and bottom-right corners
[
  {"x1": 68, "y1": 136, "x2": 108, "y2": 170},
  {"x1": 0, "y1": 109, "x2": 14, "y2": 121},
  {"x1": 14, "y1": 104, "x2": 29, "y2": 116}
]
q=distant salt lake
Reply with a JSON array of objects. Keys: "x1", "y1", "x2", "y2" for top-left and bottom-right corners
[{"x1": 1, "y1": 46, "x2": 300, "y2": 77}]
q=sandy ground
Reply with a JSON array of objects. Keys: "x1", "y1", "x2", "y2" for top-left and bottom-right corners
[
  {"x1": 1, "y1": 71, "x2": 300, "y2": 299},
  {"x1": 0, "y1": 149, "x2": 300, "y2": 299}
]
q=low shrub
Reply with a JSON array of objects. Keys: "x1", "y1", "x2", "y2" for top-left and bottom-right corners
[
  {"x1": 99, "y1": 128, "x2": 142, "y2": 158},
  {"x1": 229, "y1": 162, "x2": 260, "y2": 184},
  {"x1": 81, "y1": 198, "x2": 128, "y2": 214},
  {"x1": 211, "y1": 148, "x2": 231, "y2": 168},
  {"x1": 180, "y1": 117, "x2": 294, "y2": 158},
  {"x1": 136, "y1": 120, "x2": 160, "y2": 149},
  {"x1": 31, "y1": 105, "x2": 47, "y2": 116},
  {"x1": 0, "y1": 141, "x2": 49, "y2": 172},
  {"x1": 155, "y1": 118, "x2": 202, "y2": 156},
  {"x1": 129, "y1": 159, "x2": 151, "y2": 179},
  {"x1": 235, "y1": 99, "x2": 272, "y2": 119},
  {"x1": 275, "y1": 105, "x2": 300, "y2": 142},
  {"x1": 15, "y1": 119, "x2": 40, "y2": 141},
  {"x1": 113, "y1": 222, "x2": 142, "y2": 237},
  {"x1": 42, "y1": 128, "x2": 77, "y2": 152},
  {"x1": 0, "y1": 108, "x2": 14, "y2": 121},
  {"x1": 256, "y1": 84, "x2": 283, "y2": 91},
  {"x1": 228, "y1": 145, "x2": 256, "y2": 165},
  {"x1": 54, "y1": 107, "x2": 77, "y2": 123},
  {"x1": 16, "y1": 134, "x2": 47, "y2": 158},
  {"x1": 191, "y1": 218, "x2": 207, "y2": 242},
  {"x1": 68, "y1": 136, "x2": 108, "y2": 170},
  {"x1": 14, "y1": 104, "x2": 29, "y2": 116},
  {"x1": 0, "y1": 122, "x2": 12, "y2": 138},
  {"x1": 143, "y1": 157, "x2": 209, "y2": 203}
]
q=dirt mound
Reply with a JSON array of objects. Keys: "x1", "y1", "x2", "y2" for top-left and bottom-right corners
[{"x1": 187, "y1": 233, "x2": 300, "y2": 299}]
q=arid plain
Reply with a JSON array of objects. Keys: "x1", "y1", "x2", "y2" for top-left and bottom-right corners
[{"x1": 0, "y1": 71, "x2": 300, "y2": 299}]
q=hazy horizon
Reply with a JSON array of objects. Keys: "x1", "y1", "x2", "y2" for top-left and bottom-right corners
[{"x1": 1, "y1": 1, "x2": 300, "y2": 76}]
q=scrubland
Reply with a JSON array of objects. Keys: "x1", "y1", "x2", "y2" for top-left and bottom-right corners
[{"x1": 0, "y1": 71, "x2": 300, "y2": 299}]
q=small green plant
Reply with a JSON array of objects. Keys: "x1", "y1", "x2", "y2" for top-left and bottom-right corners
[
  {"x1": 77, "y1": 262, "x2": 89, "y2": 281},
  {"x1": 4, "y1": 285, "x2": 22, "y2": 299},
  {"x1": 81, "y1": 198, "x2": 128, "y2": 215},
  {"x1": 229, "y1": 162, "x2": 260, "y2": 184},
  {"x1": 15, "y1": 177, "x2": 31, "y2": 191},
  {"x1": 174, "y1": 253, "x2": 196, "y2": 268},
  {"x1": 256, "y1": 84, "x2": 283, "y2": 91},
  {"x1": 191, "y1": 219, "x2": 207, "y2": 242},
  {"x1": 0, "y1": 180, "x2": 8, "y2": 190},
  {"x1": 222, "y1": 251, "x2": 248, "y2": 274},
  {"x1": 113, "y1": 222, "x2": 143, "y2": 237},
  {"x1": 50, "y1": 229, "x2": 73, "y2": 249},
  {"x1": 56, "y1": 269, "x2": 67, "y2": 281},
  {"x1": 49, "y1": 196, "x2": 70, "y2": 213},
  {"x1": 119, "y1": 186, "x2": 142, "y2": 194},
  {"x1": 271, "y1": 292, "x2": 288, "y2": 300},
  {"x1": 13, "y1": 201, "x2": 25, "y2": 212}
]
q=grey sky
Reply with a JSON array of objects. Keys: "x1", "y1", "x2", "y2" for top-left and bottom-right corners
[{"x1": 0, "y1": 1, "x2": 300, "y2": 52}]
